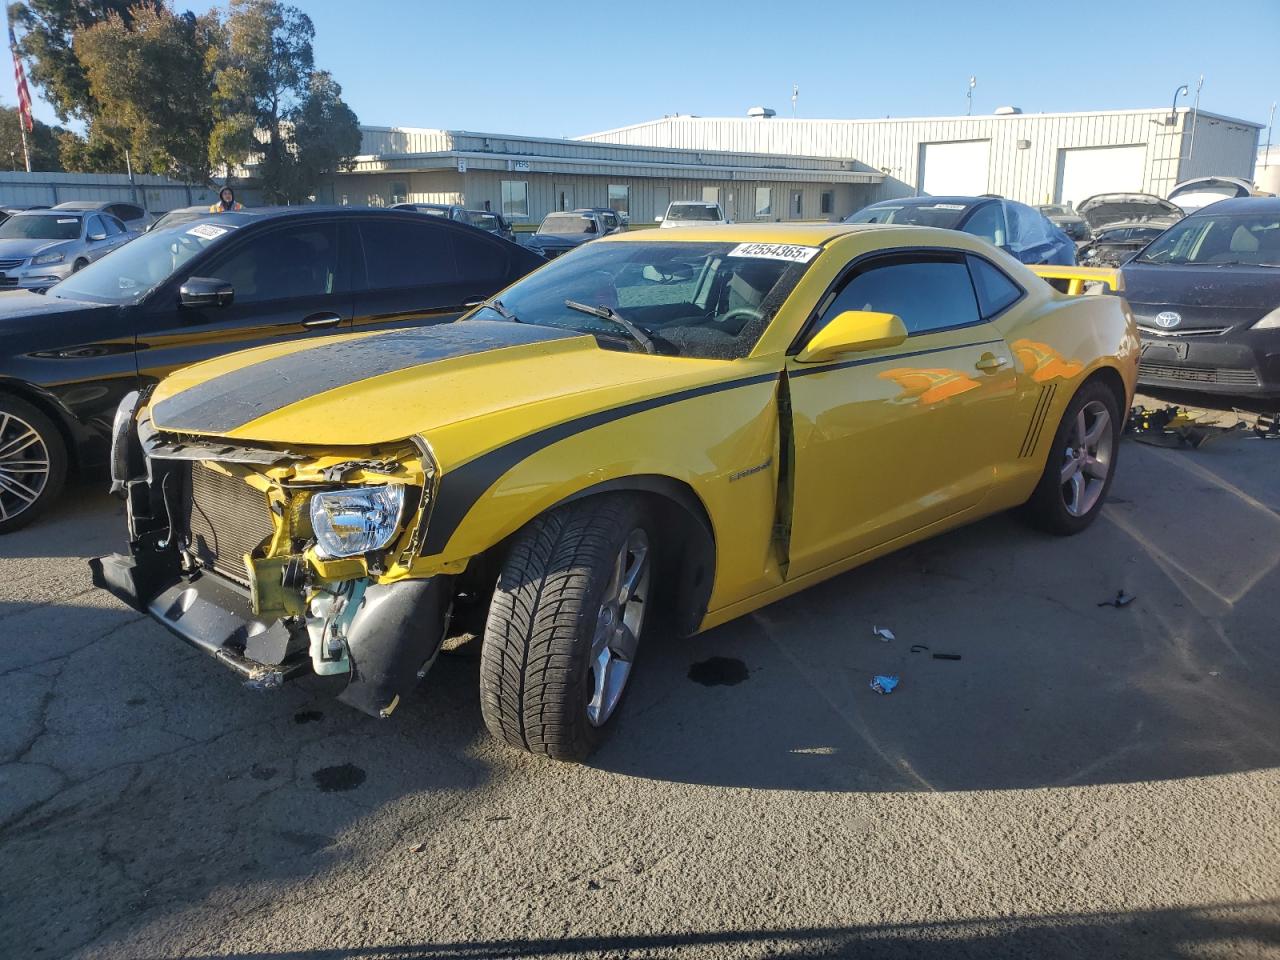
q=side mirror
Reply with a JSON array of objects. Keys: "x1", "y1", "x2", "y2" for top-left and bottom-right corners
[
  {"x1": 796, "y1": 310, "x2": 908, "y2": 363},
  {"x1": 180, "y1": 276, "x2": 234, "y2": 308},
  {"x1": 88, "y1": 231, "x2": 107, "y2": 242},
  {"x1": 654, "y1": 216, "x2": 664, "y2": 223}
]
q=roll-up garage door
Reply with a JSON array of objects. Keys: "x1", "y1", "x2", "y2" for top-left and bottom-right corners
[
  {"x1": 1055, "y1": 145, "x2": 1147, "y2": 208},
  {"x1": 919, "y1": 140, "x2": 991, "y2": 196}
]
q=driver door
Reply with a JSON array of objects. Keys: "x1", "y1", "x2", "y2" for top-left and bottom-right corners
[
  {"x1": 134, "y1": 219, "x2": 355, "y2": 383},
  {"x1": 784, "y1": 250, "x2": 1018, "y2": 578}
]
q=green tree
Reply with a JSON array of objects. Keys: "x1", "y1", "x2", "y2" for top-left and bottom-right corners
[
  {"x1": 210, "y1": 0, "x2": 359, "y2": 203},
  {"x1": 56, "y1": 126, "x2": 124, "y2": 172},
  {"x1": 0, "y1": 103, "x2": 65, "y2": 170},
  {"x1": 9, "y1": 0, "x2": 160, "y2": 124},
  {"x1": 73, "y1": 6, "x2": 217, "y2": 182}
]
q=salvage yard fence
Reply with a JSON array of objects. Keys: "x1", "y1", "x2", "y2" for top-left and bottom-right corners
[{"x1": 0, "y1": 171, "x2": 225, "y2": 213}]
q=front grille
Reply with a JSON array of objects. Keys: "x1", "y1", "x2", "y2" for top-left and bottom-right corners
[
  {"x1": 0, "y1": 257, "x2": 25, "y2": 270},
  {"x1": 0, "y1": 277, "x2": 18, "y2": 287},
  {"x1": 183, "y1": 462, "x2": 276, "y2": 585},
  {"x1": 1138, "y1": 324, "x2": 1231, "y2": 338},
  {"x1": 1139, "y1": 361, "x2": 1260, "y2": 386}
]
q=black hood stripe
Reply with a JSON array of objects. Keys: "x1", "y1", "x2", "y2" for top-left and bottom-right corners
[
  {"x1": 151, "y1": 321, "x2": 578, "y2": 435},
  {"x1": 422, "y1": 371, "x2": 780, "y2": 556}
]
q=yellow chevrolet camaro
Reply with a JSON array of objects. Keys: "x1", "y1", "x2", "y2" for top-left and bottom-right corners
[{"x1": 93, "y1": 223, "x2": 1137, "y2": 761}]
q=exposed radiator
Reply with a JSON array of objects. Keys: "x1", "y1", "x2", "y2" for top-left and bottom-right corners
[{"x1": 183, "y1": 462, "x2": 276, "y2": 585}]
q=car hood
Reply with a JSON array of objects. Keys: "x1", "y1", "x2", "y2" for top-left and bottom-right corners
[
  {"x1": 1077, "y1": 194, "x2": 1183, "y2": 229},
  {"x1": 528, "y1": 233, "x2": 593, "y2": 248},
  {"x1": 0, "y1": 290, "x2": 106, "y2": 323},
  {"x1": 148, "y1": 320, "x2": 749, "y2": 459},
  {"x1": 0, "y1": 237, "x2": 76, "y2": 260},
  {"x1": 1120, "y1": 262, "x2": 1279, "y2": 327}
]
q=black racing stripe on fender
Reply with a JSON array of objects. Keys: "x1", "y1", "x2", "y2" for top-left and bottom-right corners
[
  {"x1": 422, "y1": 371, "x2": 781, "y2": 556},
  {"x1": 788, "y1": 338, "x2": 1007, "y2": 377},
  {"x1": 151, "y1": 321, "x2": 578, "y2": 435}
]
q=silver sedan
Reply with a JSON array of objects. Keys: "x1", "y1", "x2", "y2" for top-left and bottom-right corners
[{"x1": 0, "y1": 210, "x2": 133, "y2": 291}]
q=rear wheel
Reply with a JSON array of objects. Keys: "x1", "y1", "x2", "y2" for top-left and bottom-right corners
[
  {"x1": 480, "y1": 495, "x2": 653, "y2": 761},
  {"x1": 0, "y1": 394, "x2": 67, "y2": 534},
  {"x1": 1022, "y1": 379, "x2": 1121, "y2": 535},
  {"x1": 72, "y1": 258, "x2": 88, "y2": 272}
]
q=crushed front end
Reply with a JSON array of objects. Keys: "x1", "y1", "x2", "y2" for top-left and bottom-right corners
[{"x1": 90, "y1": 392, "x2": 453, "y2": 718}]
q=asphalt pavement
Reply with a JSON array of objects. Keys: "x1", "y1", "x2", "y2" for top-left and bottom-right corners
[{"x1": 1, "y1": 411, "x2": 1278, "y2": 959}]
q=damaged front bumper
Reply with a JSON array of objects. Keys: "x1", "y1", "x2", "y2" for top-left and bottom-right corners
[
  {"x1": 91, "y1": 552, "x2": 452, "y2": 716},
  {"x1": 90, "y1": 392, "x2": 453, "y2": 719}
]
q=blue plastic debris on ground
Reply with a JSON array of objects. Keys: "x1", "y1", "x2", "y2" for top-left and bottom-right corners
[{"x1": 870, "y1": 675, "x2": 899, "y2": 695}]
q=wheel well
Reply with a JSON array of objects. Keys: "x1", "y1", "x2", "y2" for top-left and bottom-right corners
[
  {"x1": 1083, "y1": 365, "x2": 1128, "y2": 414},
  {"x1": 464, "y1": 476, "x2": 717, "y2": 639},
  {"x1": 0, "y1": 383, "x2": 80, "y2": 471}
]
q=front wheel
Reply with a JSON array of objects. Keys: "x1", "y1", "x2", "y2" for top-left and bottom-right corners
[
  {"x1": 0, "y1": 394, "x2": 67, "y2": 534},
  {"x1": 1021, "y1": 379, "x2": 1121, "y2": 535},
  {"x1": 480, "y1": 495, "x2": 654, "y2": 761}
]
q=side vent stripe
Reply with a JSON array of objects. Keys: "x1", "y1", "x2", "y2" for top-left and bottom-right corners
[{"x1": 1019, "y1": 383, "x2": 1057, "y2": 459}]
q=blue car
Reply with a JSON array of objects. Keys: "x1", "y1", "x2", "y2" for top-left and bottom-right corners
[{"x1": 847, "y1": 195, "x2": 1077, "y2": 266}]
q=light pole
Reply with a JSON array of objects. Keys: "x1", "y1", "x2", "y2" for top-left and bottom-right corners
[{"x1": 966, "y1": 76, "x2": 976, "y2": 116}]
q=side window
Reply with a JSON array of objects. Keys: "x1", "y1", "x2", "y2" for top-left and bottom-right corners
[
  {"x1": 205, "y1": 223, "x2": 341, "y2": 303},
  {"x1": 817, "y1": 254, "x2": 982, "y2": 336},
  {"x1": 452, "y1": 228, "x2": 507, "y2": 285},
  {"x1": 359, "y1": 219, "x2": 456, "y2": 289},
  {"x1": 966, "y1": 255, "x2": 1023, "y2": 319},
  {"x1": 103, "y1": 215, "x2": 126, "y2": 236},
  {"x1": 86, "y1": 215, "x2": 105, "y2": 238},
  {"x1": 961, "y1": 203, "x2": 1006, "y2": 247}
]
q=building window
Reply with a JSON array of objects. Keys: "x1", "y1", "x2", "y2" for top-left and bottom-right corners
[
  {"x1": 389, "y1": 180, "x2": 408, "y2": 205},
  {"x1": 821, "y1": 191, "x2": 834, "y2": 216},
  {"x1": 608, "y1": 184, "x2": 629, "y2": 216},
  {"x1": 754, "y1": 187, "x2": 772, "y2": 220},
  {"x1": 501, "y1": 180, "x2": 528, "y2": 219},
  {"x1": 702, "y1": 186, "x2": 720, "y2": 205},
  {"x1": 790, "y1": 189, "x2": 803, "y2": 218}
]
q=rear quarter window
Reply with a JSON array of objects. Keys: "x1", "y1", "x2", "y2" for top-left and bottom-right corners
[{"x1": 966, "y1": 255, "x2": 1023, "y2": 318}]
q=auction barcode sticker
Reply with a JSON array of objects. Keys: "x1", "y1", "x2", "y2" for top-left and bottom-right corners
[
  {"x1": 188, "y1": 223, "x2": 229, "y2": 240},
  {"x1": 728, "y1": 242, "x2": 820, "y2": 263}
]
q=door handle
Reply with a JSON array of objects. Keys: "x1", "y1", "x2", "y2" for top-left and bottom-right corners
[
  {"x1": 975, "y1": 352, "x2": 1008, "y2": 372},
  {"x1": 301, "y1": 312, "x2": 343, "y2": 329}
]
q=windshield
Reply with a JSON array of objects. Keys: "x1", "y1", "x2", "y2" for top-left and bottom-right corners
[
  {"x1": 469, "y1": 213, "x2": 500, "y2": 232},
  {"x1": 538, "y1": 214, "x2": 596, "y2": 235},
  {"x1": 469, "y1": 239, "x2": 814, "y2": 360},
  {"x1": 152, "y1": 209, "x2": 204, "y2": 231},
  {"x1": 49, "y1": 221, "x2": 237, "y2": 304},
  {"x1": 1134, "y1": 212, "x2": 1280, "y2": 267},
  {"x1": 667, "y1": 204, "x2": 722, "y2": 222},
  {"x1": 1039, "y1": 205, "x2": 1070, "y2": 217},
  {"x1": 0, "y1": 215, "x2": 81, "y2": 240},
  {"x1": 847, "y1": 202, "x2": 969, "y2": 228}
]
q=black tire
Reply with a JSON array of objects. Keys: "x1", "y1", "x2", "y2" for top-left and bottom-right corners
[
  {"x1": 72, "y1": 258, "x2": 88, "y2": 272},
  {"x1": 0, "y1": 393, "x2": 68, "y2": 534},
  {"x1": 1022, "y1": 378, "x2": 1121, "y2": 535},
  {"x1": 480, "y1": 494, "x2": 654, "y2": 761}
]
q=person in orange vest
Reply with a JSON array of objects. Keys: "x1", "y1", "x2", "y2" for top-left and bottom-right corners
[{"x1": 209, "y1": 187, "x2": 244, "y2": 213}]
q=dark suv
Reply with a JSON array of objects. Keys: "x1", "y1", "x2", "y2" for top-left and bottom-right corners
[{"x1": 0, "y1": 206, "x2": 544, "y2": 532}]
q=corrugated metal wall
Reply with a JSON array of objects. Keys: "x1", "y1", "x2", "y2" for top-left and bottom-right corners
[
  {"x1": 581, "y1": 111, "x2": 1261, "y2": 204},
  {"x1": 0, "y1": 171, "x2": 219, "y2": 212}
]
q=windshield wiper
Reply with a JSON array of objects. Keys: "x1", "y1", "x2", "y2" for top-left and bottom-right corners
[
  {"x1": 563, "y1": 300, "x2": 656, "y2": 354},
  {"x1": 471, "y1": 298, "x2": 520, "y2": 322}
]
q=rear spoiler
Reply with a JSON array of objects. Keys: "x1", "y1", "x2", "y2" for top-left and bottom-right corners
[{"x1": 1027, "y1": 265, "x2": 1123, "y2": 295}]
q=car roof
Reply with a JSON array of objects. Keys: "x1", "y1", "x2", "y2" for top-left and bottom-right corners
[
  {"x1": 16, "y1": 209, "x2": 84, "y2": 217},
  {"x1": 597, "y1": 221, "x2": 896, "y2": 246},
  {"x1": 51, "y1": 200, "x2": 120, "y2": 210},
  {"x1": 1186, "y1": 196, "x2": 1280, "y2": 216},
  {"x1": 865, "y1": 195, "x2": 992, "y2": 209}
]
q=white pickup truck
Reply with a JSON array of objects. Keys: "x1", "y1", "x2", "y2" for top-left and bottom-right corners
[{"x1": 657, "y1": 201, "x2": 730, "y2": 228}]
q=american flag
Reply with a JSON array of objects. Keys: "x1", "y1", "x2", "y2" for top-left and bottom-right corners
[{"x1": 8, "y1": 26, "x2": 32, "y2": 134}]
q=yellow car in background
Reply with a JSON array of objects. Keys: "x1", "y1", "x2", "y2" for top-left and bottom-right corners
[{"x1": 92, "y1": 224, "x2": 1137, "y2": 761}]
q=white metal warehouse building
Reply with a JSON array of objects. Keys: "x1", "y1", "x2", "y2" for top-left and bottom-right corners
[
  {"x1": 323, "y1": 127, "x2": 884, "y2": 225},
  {"x1": 579, "y1": 107, "x2": 1262, "y2": 211}
]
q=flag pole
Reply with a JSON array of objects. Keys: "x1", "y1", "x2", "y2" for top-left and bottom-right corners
[{"x1": 7, "y1": 6, "x2": 31, "y2": 172}]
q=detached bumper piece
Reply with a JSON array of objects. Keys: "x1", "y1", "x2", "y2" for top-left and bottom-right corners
[{"x1": 91, "y1": 552, "x2": 308, "y2": 688}]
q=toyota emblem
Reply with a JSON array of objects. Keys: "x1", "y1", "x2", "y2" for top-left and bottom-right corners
[{"x1": 1155, "y1": 311, "x2": 1182, "y2": 329}]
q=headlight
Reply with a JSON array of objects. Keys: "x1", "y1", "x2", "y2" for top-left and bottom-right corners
[
  {"x1": 32, "y1": 252, "x2": 64, "y2": 265},
  {"x1": 1252, "y1": 306, "x2": 1280, "y2": 330},
  {"x1": 309, "y1": 485, "x2": 406, "y2": 559}
]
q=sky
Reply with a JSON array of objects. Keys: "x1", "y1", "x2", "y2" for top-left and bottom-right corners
[{"x1": 9, "y1": 0, "x2": 1280, "y2": 141}]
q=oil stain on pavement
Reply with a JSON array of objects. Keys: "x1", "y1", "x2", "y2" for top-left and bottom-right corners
[
  {"x1": 688, "y1": 657, "x2": 749, "y2": 686},
  {"x1": 311, "y1": 764, "x2": 367, "y2": 792}
]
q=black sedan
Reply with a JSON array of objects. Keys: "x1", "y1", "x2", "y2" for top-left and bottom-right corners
[
  {"x1": 0, "y1": 206, "x2": 544, "y2": 532},
  {"x1": 1122, "y1": 197, "x2": 1280, "y2": 399},
  {"x1": 847, "y1": 196, "x2": 1076, "y2": 265}
]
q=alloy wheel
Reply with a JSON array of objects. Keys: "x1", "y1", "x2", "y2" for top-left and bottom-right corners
[
  {"x1": 586, "y1": 528, "x2": 650, "y2": 727},
  {"x1": 0, "y1": 411, "x2": 51, "y2": 523},
  {"x1": 1059, "y1": 400, "x2": 1112, "y2": 518}
]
